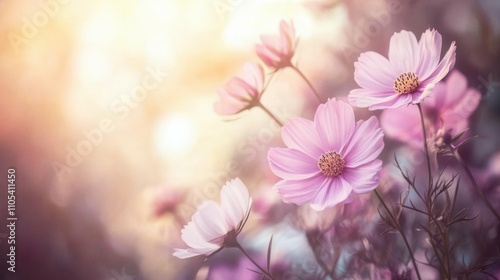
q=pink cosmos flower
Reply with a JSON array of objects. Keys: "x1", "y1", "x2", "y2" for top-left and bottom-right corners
[
  {"x1": 173, "y1": 178, "x2": 252, "y2": 259},
  {"x1": 380, "y1": 70, "x2": 481, "y2": 149},
  {"x1": 214, "y1": 63, "x2": 264, "y2": 115},
  {"x1": 256, "y1": 20, "x2": 297, "y2": 70},
  {"x1": 268, "y1": 99, "x2": 384, "y2": 211},
  {"x1": 349, "y1": 29, "x2": 456, "y2": 110}
]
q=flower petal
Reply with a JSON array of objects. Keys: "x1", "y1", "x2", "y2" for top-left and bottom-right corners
[
  {"x1": 273, "y1": 174, "x2": 326, "y2": 205},
  {"x1": 369, "y1": 93, "x2": 412, "y2": 110},
  {"x1": 343, "y1": 116, "x2": 384, "y2": 167},
  {"x1": 354, "y1": 51, "x2": 396, "y2": 91},
  {"x1": 268, "y1": 147, "x2": 321, "y2": 180},
  {"x1": 173, "y1": 246, "x2": 219, "y2": 259},
  {"x1": 220, "y1": 178, "x2": 252, "y2": 229},
  {"x1": 241, "y1": 63, "x2": 264, "y2": 94},
  {"x1": 380, "y1": 105, "x2": 421, "y2": 146},
  {"x1": 342, "y1": 160, "x2": 382, "y2": 193},
  {"x1": 281, "y1": 117, "x2": 324, "y2": 158},
  {"x1": 314, "y1": 99, "x2": 355, "y2": 151},
  {"x1": 388, "y1": 30, "x2": 419, "y2": 73},
  {"x1": 420, "y1": 41, "x2": 456, "y2": 89},
  {"x1": 187, "y1": 202, "x2": 228, "y2": 245},
  {"x1": 309, "y1": 177, "x2": 352, "y2": 211},
  {"x1": 415, "y1": 29, "x2": 442, "y2": 78},
  {"x1": 348, "y1": 88, "x2": 398, "y2": 109}
]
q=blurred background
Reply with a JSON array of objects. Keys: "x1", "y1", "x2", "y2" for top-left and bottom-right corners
[{"x1": 0, "y1": 0, "x2": 499, "y2": 279}]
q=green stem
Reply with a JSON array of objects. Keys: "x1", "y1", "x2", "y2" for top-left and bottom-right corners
[
  {"x1": 236, "y1": 242, "x2": 276, "y2": 280},
  {"x1": 374, "y1": 190, "x2": 422, "y2": 280},
  {"x1": 257, "y1": 102, "x2": 283, "y2": 127},
  {"x1": 289, "y1": 65, "x2": 323, "y2": 103}
]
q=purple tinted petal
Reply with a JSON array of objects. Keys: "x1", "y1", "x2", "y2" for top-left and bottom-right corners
[
  {"x1": 310, "y1": 177, "x2": 352, "y2": 211},
  {"x1": 343, "y1": 116, "x2": 384, "y2": 167},
  {"x1": 273, "y1": 174, "x2": 326, "y2": 205},
  {"x1": 440, "y1": 70, "x2": 468, "y2": 109},
  {"x1": 268, "y1": 148, "x2": 321, "y2": 180},
  {"x1": 342, "y1": 160, "x2": 382, "y2": 193},
  {"x1": 368, "y1": 93, "x2": 412, "y2": 110},
  {"x1": 314, "y1": 99, "x2": 355, "y2": 151},
  {"x1": 380, "y1": 105, "x2": 422, "y2": 146},
  {"x1": 422, "y1": 81, "x2": 446, "y2": 110},
  {"x1": 282, "y1": 117, "x2": 324, "y2": 158},
  {"x1": 420, "y1": 41, "x2": 456, "y2": 84}
]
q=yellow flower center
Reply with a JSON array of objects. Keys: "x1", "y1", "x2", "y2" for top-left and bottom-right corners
[
  {"x1": 394, "y1": 72, "x2": 420, "y2": 95},
  {"x1": 318, "y1": 151, "x2": 345, "y2": 177}
]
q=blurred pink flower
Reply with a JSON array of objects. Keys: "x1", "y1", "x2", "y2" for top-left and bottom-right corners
[
  {"x1": 268, "y1": 99, "x2": 384, "y2": 211},
  {"x1": 144, "y1": 185, "x2": 184, "y2": 217},
  {"x1": 256, "y1": 20, "x2": 297, "y2": 70},
  {"x1": 349, "y1": 29, "x2": 456, "y2": 110},
  {"x1": 380, "y1": 70, "x2": 481, "y2": 149},
  {"x1": 173, "y1": 178, "x2": 252, "y2": 259},
  {"x1": 207, "y1": 257, "x2": 260, "y2": 280},
  {"x1": 214, "y1": 63, "x2": 264, "y2": 115}
]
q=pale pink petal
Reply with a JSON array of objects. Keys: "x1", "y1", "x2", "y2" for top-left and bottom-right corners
[
  {"x1": 380, "y1": 105, "x2": 421, "y2": 146},
  {"x1": 281, "y1": 117, "x2": 324, "y2": 158},
  {"x1": 388, "y1": 30, "x2": 419, "y2": 73},
  {"x1": 342, "y1": 116, "x2": 384, "y2": 167},
  {"x1": 241, "y1": 63, "x2": 264, "y2": 94},
  {"x1": 273, "y1": 174, "x2": 326, "y2": 205},
  {"x1": 421, "y1": 82, "x2": 447, "y2": 109},
  {"x1": 342, "y1": 160, "x2": 383, "y2": 193},
  {"x1": 415, "y1": 29, "x2": 442, "y2": 78},
  {"x1": 173, "y1": 246, "x2": 219, "y2": 259},
  {"x1": 256, "y1": 20, "x2": 296, "y2": 69},
  {"x1": 268, "y1": 148, "x2": 321, "y2": 180},
  {"x1": 310, "y1": 177, "x2": 352, "y2": 211},
  {"x1": 220, "y1": 178, "x2": 252, "y2": 229},
  {"x1": 190, "y1": 202, "x2": 229, "y2": 242},
  {"x1": 348, "y1": 88, "x2": 398, "y2": 109},
  {"x1": 213, "y1": 64, "x2": 262, "y2": 116},
  {"x1": 419, "y1": 41, "x2": 456, "y2": 87},
  {"x1": 279, "y1": 20, "x2": 295, "y2": 55},
  {"x1": 369, "y1": 94, "x2": 412, "y2": 110},
  {"x1": 354, "y1": 51, "x2": 396, "y2": 91},
  {"x1": 437, "y1": 70, "x2": 468, "y2": 110},
  {"x1": 179, "y1": 221, "x2": 214, "y2": 250},
  {"x1": 255, "y1": 45, "x2": 280, "y2": 68},
  {"x1": 314, "y1": 99, "x2": 355, "y2": 151}
]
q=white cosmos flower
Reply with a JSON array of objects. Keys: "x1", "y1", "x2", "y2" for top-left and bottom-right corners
[{"x1": 173, "y1": 178, "x2": 253, "y2": 259}]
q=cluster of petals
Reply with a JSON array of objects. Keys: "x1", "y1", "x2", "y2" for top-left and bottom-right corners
[
  {"x1": 256, "y1": 20, "x2": 297, "y2": 70},
  {"x1": 349, "y1": 29, "x2": 456, "y2": 110},
  {"x1": 214, "y1": 63, "x2": 264, "y2": 115},
  {"x1": 268, "y1": 99, "x2": 384, "y2": 211},
  {"x1": 381, "y1": 70, "x2": 481, "y2": 148},
  {"x1": 173, "y1": 178, "x2": 252, "y2": 259}
]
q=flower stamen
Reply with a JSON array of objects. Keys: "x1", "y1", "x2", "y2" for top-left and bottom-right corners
[
  {"x1": 394, "y1": 72, "x2": 420, "y2": 95},
  {"x1": 318, "y1": 151, "x2": 345, "y2": 177}
]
